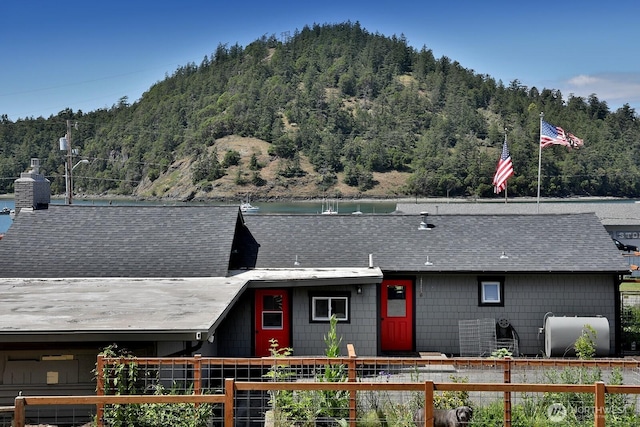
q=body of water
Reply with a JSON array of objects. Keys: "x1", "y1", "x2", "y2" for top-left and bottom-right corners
[{"x1": 0, "y1": 199, "x2": 399, "y2": 234}]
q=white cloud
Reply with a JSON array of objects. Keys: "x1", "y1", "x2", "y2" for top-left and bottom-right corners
[
  {"x1": 568, "y1": 74, "x2": 601, "y2": 87},
  {"x1": 561, "y1": 73, "x2": 640, "y2": 110}
]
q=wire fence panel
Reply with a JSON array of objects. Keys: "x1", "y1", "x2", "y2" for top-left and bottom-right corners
[
  {"x1": 458, "y1": 318, "x2": 497, "y2": 357},
  {"x1": 10, "y1": 356, "x2": 640, "y2": 426}
]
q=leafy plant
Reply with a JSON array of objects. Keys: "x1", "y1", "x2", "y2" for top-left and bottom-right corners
[
  {"x1": 378, "y1": 402, "x2": 415, "y2": 427},
  {"x1": 356, "y1": 409, "x2": 385, "y2": 427},
  {"x1": 263, "y1": 339, "x2": 298, "y2": 423},
  {"x1": 264, "y1": 317, "x2": 349, "y2": 425},
  {"x1": 542, "y1": 365, "x2": 602, "y2": 423},
  {"x1": 135, "y1": 383, "x2": 214, "y2": 427},
  {"x1": 574, "y1": 324, "x2": 597, "y2": 360},
  {"x1": 433, "y1": 375, "x2": 470, "y2": 410},
  {"x1": 621, "y1": 304, "x2": 640, "y2": 351},
  {"x1": 490, "y1": 347, "x2": 513, "y2": 359},
  {"x1": 94, "y1": 345, "x2": 214, "y2": 427},
  {"x1": 317, "y1": 315, "x2": 349, "y2": 421}
]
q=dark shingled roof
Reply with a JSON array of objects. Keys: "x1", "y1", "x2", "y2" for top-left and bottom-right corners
[
  {"x1": 395, "y1": 201, "x2": 640, "y2": 226},
  {"x1": 0, "y1": 205, "x2": 243, "y2": 278},
  {"x1": 0, "y1": 207, "x2": 629, "y2": 277},
  {"x1": 244, "y1": 213, "x2": 629, "y2": 273}
]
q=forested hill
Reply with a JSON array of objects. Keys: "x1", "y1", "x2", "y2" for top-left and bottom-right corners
[{"x1": 1, "y1": 21, "x2": 639, "y2": 201}]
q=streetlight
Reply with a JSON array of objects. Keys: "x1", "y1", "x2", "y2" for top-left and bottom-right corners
[{"x1": 66, "y1": 159, "x2": 89, "y2": 205}]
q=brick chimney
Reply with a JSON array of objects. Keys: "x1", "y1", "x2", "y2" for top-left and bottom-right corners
[{"x1": 13, "y1": 158, "x2": 50, "y2": 215}]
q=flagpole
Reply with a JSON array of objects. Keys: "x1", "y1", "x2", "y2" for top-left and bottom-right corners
[
  {"x1": 537, "y1": 112, "x2": 543, "y2": 213},
  {"x1": 504, "y1": 130, "x2": 508, "y2": 203}
]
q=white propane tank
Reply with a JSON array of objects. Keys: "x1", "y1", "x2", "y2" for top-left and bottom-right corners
[{"x1": 544, "y1": 315, "x2": 610, "y2": 357}]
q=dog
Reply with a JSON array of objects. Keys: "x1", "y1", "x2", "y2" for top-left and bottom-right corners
[{"x1": 414, "y1": 406, "x2": 473, "y2": 427}]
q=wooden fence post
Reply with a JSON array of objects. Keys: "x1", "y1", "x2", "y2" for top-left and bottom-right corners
[
  {"x1": 225, "y1": 378, "x2": 235, "y2": 426},
  {"x1": 594, "y1": 381, "x2": 605, "y2": 427},
  {"x1": 96, "y1": 354, "x2": 105, "y2": 427},
  {"x1": 13, "y1": 396, "x2": 25, "y2": 427},
  {"x1": 503, "y1": 357, "x2": 512, "y2": 427},
  {"x1": 347, "y1": 344, "x2": 357, "y2": 427},
  {"x1": 194, "y1": 354, "x2": 202, "y2": 396},
  {"x1": 424, "y1": 380, "x2": 434, "y2": 427}
]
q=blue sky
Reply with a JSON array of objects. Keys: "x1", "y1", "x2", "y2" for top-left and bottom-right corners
[{"x1": 2, "y1": 0, "x2": 639, "y2": 121}]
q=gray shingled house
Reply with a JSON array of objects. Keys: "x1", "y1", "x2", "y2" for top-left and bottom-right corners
[
  {"x1": 0, "y1": 173, "x2": 631, "y2": 403},
  {"x1": 242, "y1": 212, "x2": 629, "y2": 357},
  {"x1": 0, "y1": 200, "x2": 382, "y2": 403}
]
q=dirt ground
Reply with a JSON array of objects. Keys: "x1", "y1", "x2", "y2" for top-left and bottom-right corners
[{"x1": 134, "y1": 135, "x2": 411, "y2": 202}]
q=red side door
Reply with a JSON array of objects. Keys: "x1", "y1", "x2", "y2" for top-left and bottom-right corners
[
  {"x1": 254, "y1": 289, "x2": 290, "y2": 357},
  {"x1": 380, "y1": 279, "x2": 414, "y2": 352}
]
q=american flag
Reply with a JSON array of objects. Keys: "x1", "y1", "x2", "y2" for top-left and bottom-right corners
[
  {"x1": 567, "y1": 132, "x2": 584, "y2": 149},
  {"x1": 540, "y1": 120, "x2": 570, "y2": 148},
  {"x1": 493, "y1": 140, "x2": 514, "y2": 194}
]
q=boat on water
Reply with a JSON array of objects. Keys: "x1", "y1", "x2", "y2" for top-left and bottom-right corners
[
  {"x1": 321, "y1": 199, "x2": 338, "y2": 215},
  {"x1": 241, "y1": 202, "x2": 259, "y2": 213},
  {"x1": 240, "y1": 196, "x2": 260, "y2": 213},
  {"x1": 1, "y1": 207, "x2": 11, "y2": 215}
]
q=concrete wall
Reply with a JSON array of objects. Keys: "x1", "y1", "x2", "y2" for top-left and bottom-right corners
[{"x1": 414, "y1": 273, "x2": 617, "y2": 356}]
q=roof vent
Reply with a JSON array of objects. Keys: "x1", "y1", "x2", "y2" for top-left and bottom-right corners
[
  {"x1": 30, "y1": 158, "x2": 40, "y2": 174},
  {"x1": 418, "y1": 212, "x2": 434, "y2": 230}
]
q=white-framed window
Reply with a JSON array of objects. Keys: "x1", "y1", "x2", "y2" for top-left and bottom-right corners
[
  {"x1": 311, "y1": 294, "x2": 349, "y2": 322},
  {"x1": 478, "y1": 278, "x2": 504, "y2": 306},
  {"x1": 261, "y1": 294, "x2": 284, "y2": 330}
]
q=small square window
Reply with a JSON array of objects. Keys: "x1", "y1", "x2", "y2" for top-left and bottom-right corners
[
  {"x1": 478, "y1": 278, "x2": 504, "y2": 306},
  {"x1": 310, "y1": 294, "x2": 350, "y2": 322}
]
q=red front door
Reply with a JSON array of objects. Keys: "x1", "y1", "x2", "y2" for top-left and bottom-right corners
[
  {"x1": 380, "y1": 279, "x2": 413, "y2": 352},
  {"x1": 254, "y1": 289, "x2": 290, "y2": 357}
]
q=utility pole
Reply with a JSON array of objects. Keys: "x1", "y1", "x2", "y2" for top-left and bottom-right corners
[
  {"x1": 59, "y1": 120, "x2": 89, "y2": 204},
  {"x1": 65, "y1": 120, "x2": 73, "y2": 204},
  {"x1": 59, "y1": 120, "x2": 75, "y2": 204}
]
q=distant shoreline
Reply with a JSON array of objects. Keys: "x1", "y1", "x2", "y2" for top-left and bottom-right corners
[{"x1": 0, "y1": 193, "x2": 634, "y2": 204}]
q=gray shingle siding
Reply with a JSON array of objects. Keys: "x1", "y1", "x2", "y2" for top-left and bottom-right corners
[
  {"x1": 414, "y1": 273, "x2": 616, "y2": 356},
  {"x1": 290, "y1": 285, "x2": 377, "y2": 356},
  {"x1": 214, "y1": 292, "x2": 254, "y2": 357},
  {"x1": 211, "y1": 284, "x2": 379, "y2": 357}
]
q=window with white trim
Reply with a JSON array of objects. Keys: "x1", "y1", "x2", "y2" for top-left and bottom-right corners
[
  {"x1": 478, "y1": 278, "x2": 504, "y2": 306},
  {"x1": 311, "y1": 294, "x2": 349, "y2": 322}
]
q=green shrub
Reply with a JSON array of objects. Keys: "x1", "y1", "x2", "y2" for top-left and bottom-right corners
[
  {"x1": 317, "y1": 315, "x2": 349, "y2": 420},
  {"x1": 94, "y1": 345, "x2": 214, "y2": 427},
  {"x1": 222, "y1": 149, "x2": 241, "y2": 167},
  {"x1": 433, "y1": 375, "x2": 470, "y2": 409},
  {"x1": 357, "y1": 409, "x2": 384, "y2": 427},
  {"x1": 264, "y1": 317, "x2": 349, "y2": 425},
  {"x1": 574, "y1": 324, "x2": 597, "y2": 360}
]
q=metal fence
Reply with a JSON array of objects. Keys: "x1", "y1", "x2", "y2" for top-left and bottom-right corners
[
  {"x1": 621, "y1": 290, "x2": 640, "y2": 355},
  {"x1": 7, "y1": 351, "x2": 640, "y2": 426}
]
